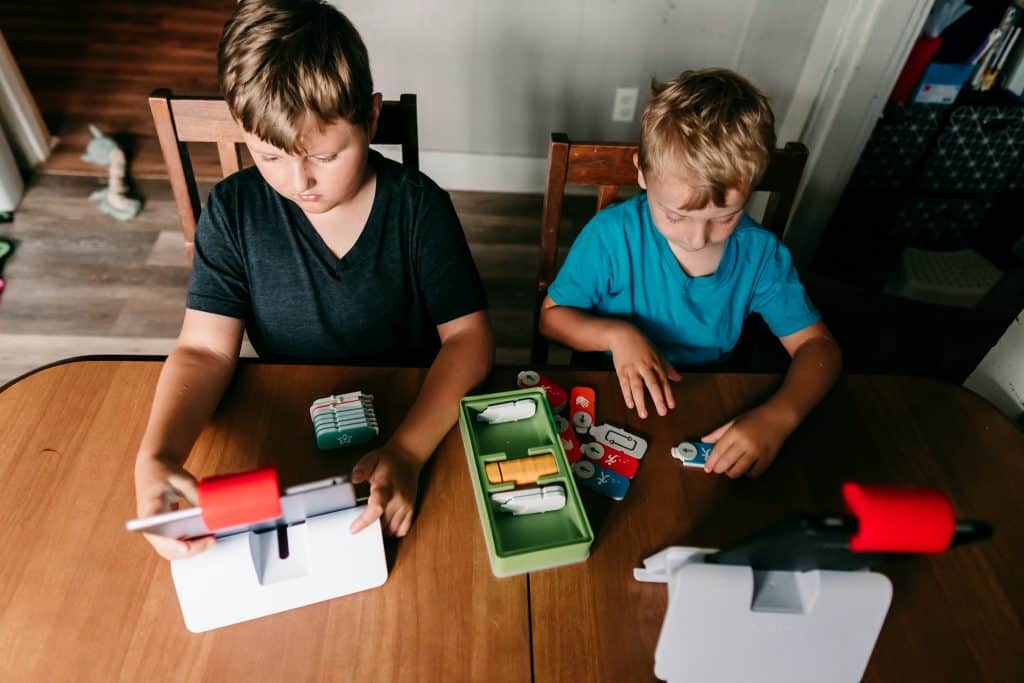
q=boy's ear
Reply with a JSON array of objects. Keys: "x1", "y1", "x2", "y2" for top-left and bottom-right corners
[
  {"x1": 366, "y1": 93, "x2": 383, "y2": 141},
  {"x1": 634, "y1": 152, "x2": 647, "y2": 190}
]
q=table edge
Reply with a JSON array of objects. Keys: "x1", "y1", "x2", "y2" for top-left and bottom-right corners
[{"x1": 1, "y1": 357, "x2": 1013, "y2": 435}]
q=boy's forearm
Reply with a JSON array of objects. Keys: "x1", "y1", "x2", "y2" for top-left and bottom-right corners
[
  {"x1": 136, "y1": 345, "x2": 238, "y2": 466},
  {"x1": 539, "y1": 305, "x2": 626, "y2": 353},
  {"x1": 762, "y1": 337, "x2": 842, "y2": 431},
  {"x1": 387, "y1": 325, "x2": 494, "y2": 464}
]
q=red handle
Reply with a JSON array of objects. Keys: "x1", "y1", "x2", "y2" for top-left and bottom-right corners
[
  {"x1": 198, "y1": 467, "x2": 282, "y2": 531},
  {"x1": 843, "y1": 482, "x2": 955, "y2": 554}
]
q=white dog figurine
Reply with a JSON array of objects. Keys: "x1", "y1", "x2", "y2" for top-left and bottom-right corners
[{"x1": 82, "y1": 124, "x2": 142, "y2": 220}]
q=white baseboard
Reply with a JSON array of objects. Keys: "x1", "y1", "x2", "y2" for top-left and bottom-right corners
[{"x1": 374, "y1": 145, "x2": 549, "y2": 193}]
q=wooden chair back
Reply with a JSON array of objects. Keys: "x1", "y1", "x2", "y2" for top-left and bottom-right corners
[
  {"x1": 532, "y1": 133, "x2": 809, "y2": 364},
  {"x1": 148, "y1": 89, "x2": 419, "y2": 258}
]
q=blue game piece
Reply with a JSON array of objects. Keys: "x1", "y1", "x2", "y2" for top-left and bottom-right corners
[
  {"x1": 572, "y1": 460, "x2": 630, "y2": 500},
  {"x1": 671, "y1": 441, "x2": 714, "y2": 468}
]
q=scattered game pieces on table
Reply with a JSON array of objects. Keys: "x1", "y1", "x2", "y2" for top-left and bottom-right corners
[{"x1": 517, "y1": 370, "x2": 649, "y2": 501}]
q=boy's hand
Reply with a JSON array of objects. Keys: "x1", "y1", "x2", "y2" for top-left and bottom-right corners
[
  {"x1": 349, "y1": 442, "x2": 422, "y2": 537},
  {"x1": 701, "y1": 405, "x2": 795, "y2": 478},
  {"x1": 608, "y1": 323, "x2": 680, "y2": 418},
  {"x1": 134, "y1": 455, "x2": 216, "y2": 560}
]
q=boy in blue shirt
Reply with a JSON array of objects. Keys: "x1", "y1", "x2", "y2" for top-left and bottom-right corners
[{"x1": 540, "y1": 69, "x2": 841, "y2": 479}]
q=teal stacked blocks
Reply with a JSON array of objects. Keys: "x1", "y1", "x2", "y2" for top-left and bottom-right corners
[{"x1": 310, "y1": 392, "x2": 379, "y2": 450}]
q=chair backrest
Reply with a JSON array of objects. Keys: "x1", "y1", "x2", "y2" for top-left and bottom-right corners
[
  {"x1": 532, "y1": 133, "x2": 809, "y2": 365},
  {"x1": 148, "y1": 89, "x2": 419, "y2": 259}
]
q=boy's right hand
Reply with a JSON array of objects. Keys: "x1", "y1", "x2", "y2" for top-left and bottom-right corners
[
  {"x1": 608, "y1": 323, "x2": 680, "y2": 418},
  {"x1": 134, "y1": 455, "x2": 215, "y2": 561}
]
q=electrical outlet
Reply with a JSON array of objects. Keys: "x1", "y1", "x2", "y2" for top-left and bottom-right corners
[{"x1": 611, "y1": 87, "x2": 639, "y2": 123}]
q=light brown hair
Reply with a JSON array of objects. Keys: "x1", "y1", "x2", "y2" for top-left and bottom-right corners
[
  {"x1": 639, "y1": 68, "x2": 775, "y2": 209},
  {"x1": 218, "y1": 0, "x2": 373, "y2": 154}
]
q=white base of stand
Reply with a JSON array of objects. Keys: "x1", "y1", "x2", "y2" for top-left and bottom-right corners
[
  {"x1": 635, "y1": 546, "x2": 892, "y2": 683},
  {"x1": 171, "y1": 506, "x2": 387, "y2": 632}
]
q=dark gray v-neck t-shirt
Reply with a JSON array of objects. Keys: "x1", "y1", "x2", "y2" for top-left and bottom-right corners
[{"x1": 187, "y1": 151, "x2": 487, "y2": 365}]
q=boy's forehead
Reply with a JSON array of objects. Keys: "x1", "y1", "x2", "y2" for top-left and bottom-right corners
[
  {"x1": 649, "y1": 171, "x2": 747, "y2": 212},
  {"x1": 243, "y1": 116, "x2": 354, "y2": 152}
]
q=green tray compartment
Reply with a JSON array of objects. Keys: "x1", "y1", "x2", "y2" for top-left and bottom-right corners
[{"x1": 459, "y1": 388, "x2": 594, "y2": 577}]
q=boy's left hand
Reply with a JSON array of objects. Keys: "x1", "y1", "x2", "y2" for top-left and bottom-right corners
[
  {"x1": 348, "y1": 442, "x2": 422, "y2": 537},
  {"x1": 701, "y1": 404, "x2": 795, "y2": 478}
]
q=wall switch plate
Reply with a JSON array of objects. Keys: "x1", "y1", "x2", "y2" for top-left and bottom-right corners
[{"x1": 612, "y1": 87, "x2": 639, "y2": 122}]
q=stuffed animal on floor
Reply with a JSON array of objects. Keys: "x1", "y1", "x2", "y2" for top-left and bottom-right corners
[{"x1": 82, "y1": 124, "x2": 142, "y2": 220}]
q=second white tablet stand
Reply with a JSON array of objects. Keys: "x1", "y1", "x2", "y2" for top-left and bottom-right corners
[{"x1": 635, "y1": 546, "x2": 892, "y2": 683}]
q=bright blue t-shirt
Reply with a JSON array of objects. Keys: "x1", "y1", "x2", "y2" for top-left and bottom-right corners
[{"x1": 547, "y1": 193, "x2": 820, "y2": 366}]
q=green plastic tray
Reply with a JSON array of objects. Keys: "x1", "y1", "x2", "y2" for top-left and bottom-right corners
[{"x1": 459, "y1": 388, "x2": 594, "y2": 577}]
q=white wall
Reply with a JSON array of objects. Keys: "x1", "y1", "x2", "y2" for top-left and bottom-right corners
[
  {"x1": 965, "y1": 314, "x2": 1024, "y2": 425},
  {"x1": 339, "y1": 0, "x2": 827, "y2": 165},
  {"x1": 337, "y1": 0, "x2": 929, "y2": 267}
]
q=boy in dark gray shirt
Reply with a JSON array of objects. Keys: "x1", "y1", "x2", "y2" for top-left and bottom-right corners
[
  {"x1": 189, "y1": 151, "x2": 486, "y2": 365},
  {"x1": 134, "y1": 0, "x2": 493, "y2": 559}
]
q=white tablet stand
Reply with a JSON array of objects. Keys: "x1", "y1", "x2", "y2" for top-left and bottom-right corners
[
  {"x1": 635, "y1": 546, "x2": 892, "y2": 683},
  {"x1": 171, "y1": 506, "x2": 387, "y2": 633}
]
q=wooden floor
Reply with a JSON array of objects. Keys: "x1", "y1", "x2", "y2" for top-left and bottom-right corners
[{"x1": 0, "y1": 174, "x2": 587, "y2": 384}]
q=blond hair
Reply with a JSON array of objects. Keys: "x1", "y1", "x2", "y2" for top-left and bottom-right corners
[
  {"x1": 218, "y1": 0, "x2": 373, "y2": 154},
  {"x1": 639, "y1": 68, "x2": 775, "y2": 209}
]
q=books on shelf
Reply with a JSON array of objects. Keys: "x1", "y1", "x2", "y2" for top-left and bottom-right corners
[{"x1": 969, "y1": 2, "x2": 1024, "y2": 93}]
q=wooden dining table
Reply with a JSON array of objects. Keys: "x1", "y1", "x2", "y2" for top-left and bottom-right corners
[{"x1": 0, "y1": 359, "x2": 1021, "y2": 682}]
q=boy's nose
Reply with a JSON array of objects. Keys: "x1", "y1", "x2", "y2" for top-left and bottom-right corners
[
  {"x1": 684, "y1": 224, "x2": 709, "y2": 249},
  {"x1": 291, "y1": 163, "x2": 314, "y2": 193}
]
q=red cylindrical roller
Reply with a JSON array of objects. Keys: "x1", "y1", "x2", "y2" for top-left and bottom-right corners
[
  {"x1": 198, "y1": 467, "x2": 282, "y2": 531},
  {"x1": 843, "y1": 482, "x2": 955, "y2": 554}
]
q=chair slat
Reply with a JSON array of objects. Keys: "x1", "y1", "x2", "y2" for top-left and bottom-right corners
[
  {"x1": 216, "y1": 141, "x2": 242, "y2": 176},
  {"x1": 596, "y1": 185, "x2": 620, "y2": 211}
]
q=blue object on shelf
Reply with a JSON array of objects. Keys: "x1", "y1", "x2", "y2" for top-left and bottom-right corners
[{"x1": 912, "y1": 63, "x2": 973, "y2": 104}]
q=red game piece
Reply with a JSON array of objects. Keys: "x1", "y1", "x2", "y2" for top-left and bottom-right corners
[
  {"x1": 517, "y1": 370, "x2": 568, "y2": 413},
  {"x1": 570, "y1": 386, "x2": 596, "y2": 433}
]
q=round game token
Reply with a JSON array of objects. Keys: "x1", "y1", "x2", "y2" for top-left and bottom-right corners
[
  {"x1": 572, "y1": 412, "x2": 593, "y2": 431},
  {"x1": 581, "y1": 442, "x2": 604, "y2": 461},
  {"x1": 517, "y1": 370, "x2": 540, "y2": 387},
  {"x1": 675, "y1": 442, "x2": 698, "y2": 461},
  {"x1": 572, "y1": 461, "x2": 596, "y2": 479}
]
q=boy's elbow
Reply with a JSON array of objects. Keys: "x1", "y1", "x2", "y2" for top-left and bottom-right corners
[
  {"x1": 538, "y1": 302, "x2": 560, "y2": 339},
  {"x1": 829, "y1": 336, "x2": 843, "y2": 368}
]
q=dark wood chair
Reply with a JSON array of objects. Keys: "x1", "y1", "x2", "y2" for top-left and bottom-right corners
[
  {"x1": 532, "y1": 133, "x2": 809, "y2": 366},
  {"x1": 148, "y1": 89, "x2": 419, "y2": 259}
]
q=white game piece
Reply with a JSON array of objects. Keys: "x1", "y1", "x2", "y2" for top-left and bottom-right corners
[
  {"x1": 590, "y1": 424, "x2": 648, "y2": 459},
  {"x1": 491, "y1": 485, "x2": 566, "y2": 515},
  {"x1": 477, "y1": 398, "x2": 537, "y2": 424}
]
